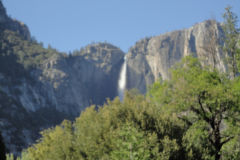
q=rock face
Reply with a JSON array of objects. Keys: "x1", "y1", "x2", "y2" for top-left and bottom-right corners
[
  {"x1": 14, "y1": 43, "x2": 124, "y2": 115},
  {"x1": 126, "y1": 20, "x2": 227, "y2": 93},
  {"x1": 36, "y1": 43, "x2": 124, "y2": 115},
  {"x1": 0, "y1": 42, "x2": 124, "y2": 153}
]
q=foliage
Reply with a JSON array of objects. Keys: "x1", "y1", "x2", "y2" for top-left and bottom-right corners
[
  {"x1": 108, "y1": 122, "x2": 157, "y2": 160},
  {"x1": 148, "y1": 56, "x2": 240, "y2": 160},
  {"x1": 6, "y1": 154, "x2": 14, "y2": 160},
  {"x1": 0, "y1": 29, "x2": 59, "y2": 82},
  {"x1": 22, "y1": 120, "x2": 75, "y2": 160},
  {"x1": 73, "y1": 93, "x2": 185, "y2": 160},
  {"x1": 222, "y1": 6, "x2": 240, "y2": 77},
  {"x1": 15, "y1": 92, "x2": 185, "y2": 160}
]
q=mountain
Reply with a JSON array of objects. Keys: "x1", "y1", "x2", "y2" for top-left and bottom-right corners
[
  {"x1": 0, "y1": 1, "x2": 30, "y2": 40},
  {"x1": 0, "y1": 1, "x2": 229, "y2": 155},
  {"x1": 0, "y1": 1, "x2": 124, "y2": 153},
  {"x1": 126, "y1": 20, "x2": 227, "y2": 93}
]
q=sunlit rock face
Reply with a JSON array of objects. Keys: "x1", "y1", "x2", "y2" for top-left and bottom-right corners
[{"x1": 126, "y1": 20, "x2": 226, "y2": 93}]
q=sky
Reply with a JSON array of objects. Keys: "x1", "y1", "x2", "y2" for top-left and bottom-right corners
[{"x1": 2, "y1": 0, "x2": 240, "y2": 53}]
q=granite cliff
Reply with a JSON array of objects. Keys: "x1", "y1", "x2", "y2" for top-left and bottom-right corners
[{"x1": 126, "y1": 20, "x2": 227, "y2": 93}]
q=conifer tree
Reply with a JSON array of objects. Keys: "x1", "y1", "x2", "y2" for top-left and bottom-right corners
[{"x1": 223, "y1": 6, "x2": 240, "y2": 77}]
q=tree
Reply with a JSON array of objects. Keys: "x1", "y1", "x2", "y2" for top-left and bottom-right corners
[
  {"x1": 109, "y1": 123, "x2": 157, "y2": 160},
  {"x1": 223, "y1": 6, "x2": 240, "y2": 77},
  {"x1": 24, "y1": 120, "x2": 75, "y2": 160},
  {"x1": 149, "y1": 56, "x2": 240, "y2": 160},
  {"x1": 73, "y1": 95, "x2": 185, "y2": 160}
]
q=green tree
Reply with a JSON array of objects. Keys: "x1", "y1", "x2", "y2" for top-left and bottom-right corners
[
  {"x1": 6, "y1": 154, "x2": 14, "y2": 160},
  {"x1": 223, "y1": 6, "x2": 240, "y2": 77},
  {"x1": 221, "y1": 135, "x2": 240, "y2": 160},
  {"x1": 149, "y1": 56, "x2": 240, "y2": 160},
  {"x1": 24, "y1": 120, "x2": 75, "y2": 160},
  {"x1": 109, "y1": 122, "x2": 157, "y2": 160}
]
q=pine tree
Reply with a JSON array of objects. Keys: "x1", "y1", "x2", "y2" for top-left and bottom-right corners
[{"x1": 223, "y1": 6, "x2": 240, "y2": 77}]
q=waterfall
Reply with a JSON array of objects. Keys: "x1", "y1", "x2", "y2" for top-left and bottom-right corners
[{"x1": 118, "y1": 56, "x2": 127, "y2": 101}]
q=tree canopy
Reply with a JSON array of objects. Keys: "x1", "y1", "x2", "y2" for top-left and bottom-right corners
[{"x1": 148, "y1": 56, "x2": 240, "y2": 160}]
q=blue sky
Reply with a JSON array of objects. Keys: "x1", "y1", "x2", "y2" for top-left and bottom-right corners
[{"x1": 2, "y1": 0, "x2": 240, "y2": 53}]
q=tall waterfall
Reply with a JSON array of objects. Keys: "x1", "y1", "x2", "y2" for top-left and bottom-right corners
[{"x1": 118, "y1": 56, "x2": 127, "y2": 101}]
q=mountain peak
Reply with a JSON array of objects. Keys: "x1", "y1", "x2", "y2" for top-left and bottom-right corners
[
  {"x1": 0, "y1": 1, "x2": 31, "y2": 40},
  {"x1": 0, "y1": 0, "x2": 7, "y2": 23}
]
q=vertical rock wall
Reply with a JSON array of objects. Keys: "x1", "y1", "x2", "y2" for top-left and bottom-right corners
[{"x1": 126, "y1": 20, "x2": 227, "y2": 93}]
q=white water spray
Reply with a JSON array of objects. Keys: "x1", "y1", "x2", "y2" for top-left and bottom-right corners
[{"x1": 118, "y1": 56, "x2": 127, "y2": 101}]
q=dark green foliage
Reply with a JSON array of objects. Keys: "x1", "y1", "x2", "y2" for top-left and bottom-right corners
[
  {"x1": 0, "y1": 29, "x2": 59, "y2": 82},
  {"x1": 222, "y1": 6, "x2": 240, "y2": 77},
  {"x1": 148, "y1": 56, "x2": 240, "y2": 160}
]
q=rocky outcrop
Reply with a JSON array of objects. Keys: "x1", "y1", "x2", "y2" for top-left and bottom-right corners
[
  {"x1": 126, "y1": 20, "x2": 227, "y2": 93},
  {"x1": 35, "y1": 43, "x2": 124, "y2": 115},
  {"x1": 0, "y1": 1, "x2": 30, "y2": 40}
]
